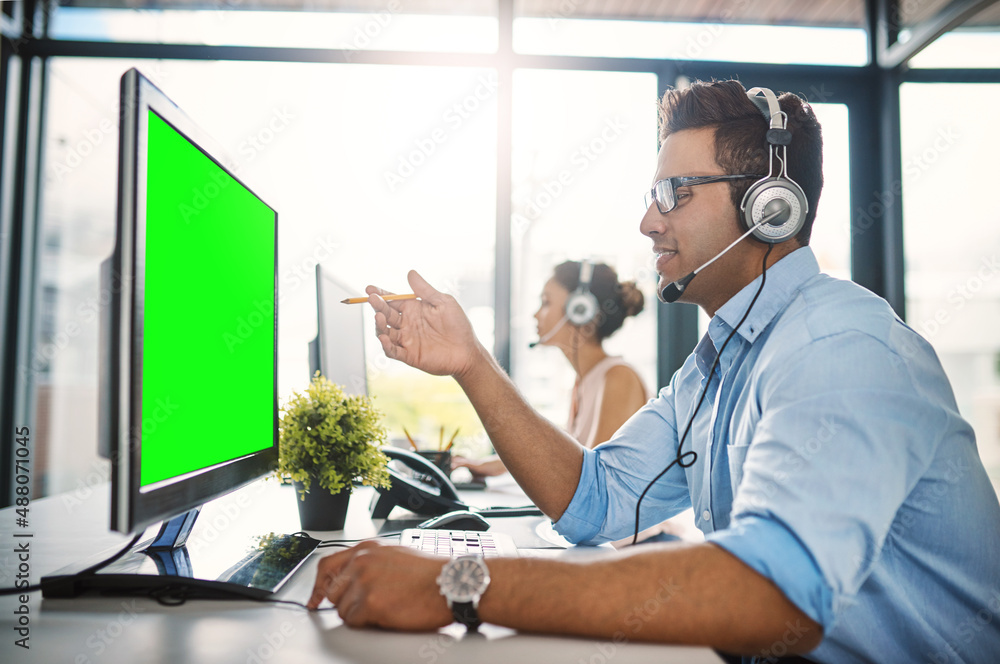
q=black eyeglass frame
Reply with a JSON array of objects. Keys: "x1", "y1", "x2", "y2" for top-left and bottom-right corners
[{"x1": 644, "y1": 174, "x2": 763, "y2": 214}]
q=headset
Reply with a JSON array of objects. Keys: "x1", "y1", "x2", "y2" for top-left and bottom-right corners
[
  {"x1": 564, "y1": 259, "x2": 599, "y2": 326},
  {"x1": 659, "y1": 87, "x2": 808, "y2": 304},
  {"x1": 740, "y1": 87, "x2": 809, "y2": 244}
]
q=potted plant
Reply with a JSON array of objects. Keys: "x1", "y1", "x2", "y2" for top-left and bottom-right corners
[{"x1": 278, "y1": 373, "x2": 391, "y2": 530}]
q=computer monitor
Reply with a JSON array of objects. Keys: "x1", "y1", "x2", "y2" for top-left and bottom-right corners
[
  {"x1": 41, "y1": 68, "x2": 317, "y2": 599},
  {"x1": 308, "y1": 266, "x2": 368, "y2": 396}
]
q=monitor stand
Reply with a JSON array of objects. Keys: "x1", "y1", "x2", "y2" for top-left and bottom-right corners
[{"x1": 40, "y1": 507, "x2": 320, "y2": 600}]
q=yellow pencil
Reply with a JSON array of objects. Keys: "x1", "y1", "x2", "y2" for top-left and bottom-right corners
[
  {"x1": 443, "y1": 427, "x2": 460, "y2": 452},
  {"x1": 341, "y1": 293, "x2": 418, "y2": 305},
  {"x1": 402, "y1": 427, "x2": 418, "y2": 451}
]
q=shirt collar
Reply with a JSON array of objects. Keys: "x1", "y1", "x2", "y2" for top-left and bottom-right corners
[{"x1": 713, "y1": 246, "x2": 820, "y2": 344}]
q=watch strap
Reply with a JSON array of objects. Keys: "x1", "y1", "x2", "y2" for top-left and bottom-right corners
[{"x1": 451, "y1": 600, "x2": 481, "y2": 631}]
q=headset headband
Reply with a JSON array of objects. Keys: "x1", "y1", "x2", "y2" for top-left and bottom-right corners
[
  {"x1": 746, "y1": 87, "x2": 784, "y2": 131},
  {"x1": 578, "y1": 260, "x2": 593, "y2": 292}
]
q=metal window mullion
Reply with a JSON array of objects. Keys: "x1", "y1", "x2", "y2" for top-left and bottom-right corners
[
  {"x1": 2, "y1": 54, "x2": 45, "y2": 508},
  {"x1": 494, "y1": 0, "x2": 512, "y2": 373}
]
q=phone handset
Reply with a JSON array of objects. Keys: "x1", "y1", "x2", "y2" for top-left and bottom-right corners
[{"x1": 370, "y1": 447, "x2": 466, "y2": 519}]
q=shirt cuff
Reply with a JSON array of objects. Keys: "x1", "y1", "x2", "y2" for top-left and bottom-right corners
[
  {"x1": 552, "y1": 448, "x2": 605, "y2": 544},
  {"x1": 706, "y1": 513, "x2": 835, "y2": 630}
]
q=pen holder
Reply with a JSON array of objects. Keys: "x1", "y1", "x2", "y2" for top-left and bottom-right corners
[{"x1": 416, "y1": 450, "x2": 452, "y2": 475}]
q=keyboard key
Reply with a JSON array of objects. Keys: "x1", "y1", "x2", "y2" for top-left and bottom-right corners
[{"x1": 399, "y1": 528, "x2": 518, "y2": 558}]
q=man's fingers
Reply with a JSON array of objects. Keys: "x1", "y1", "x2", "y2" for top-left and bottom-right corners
[
  {"x1": 368, "y1": 292, "x2": 397, "y2": 318},
  {"x1": 378, "y1": 330, "x2": 409, "y2": 363},
  {"x1": 377, "y1": 332, "x2": 400, "y2": 360},
  {"x1": 307, "y1": 568, "x2": 336, "y2": 609},
  {"x1": 306, "y1": 543, "x2": 379, "y2": 609},
  {"x1": 306, "y1": 549, "x2": 350, "y2": 609},
  {"x1": 374, "y1": 311, "x2": 405, "y2": 346},
  {"x1": 333, "y1": 569, "x2": 370, "y2": 627},
  {"x1": 407, "y1": 270, "x2": 444, "y2": 304},
  {"x1": 306, "y1": 583, "x2": 327, "y2": 610},
  {"x1": 367, "y1": 272, "x2": 443, "y2": 307},
  {"x1": 386, "y1": 326, "x2": 404, "y2": 345}
]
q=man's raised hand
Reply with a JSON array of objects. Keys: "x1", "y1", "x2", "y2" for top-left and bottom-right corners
[{"x1": 366, "y1": 270, "x2": 485, "y2": 379}]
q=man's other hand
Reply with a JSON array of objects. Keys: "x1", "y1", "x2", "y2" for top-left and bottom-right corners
[{"x1": 306, "y1": 540, "x2": 453, "y2": 631}]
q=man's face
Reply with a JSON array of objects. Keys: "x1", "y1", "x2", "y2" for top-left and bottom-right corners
[{"x1": 640, "y1": 127, "x2": 753, "y2": 314}]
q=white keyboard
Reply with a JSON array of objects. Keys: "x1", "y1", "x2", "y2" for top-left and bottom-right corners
[{"x1": 400, "y1": 529, "x2": 519, "y2": 557}]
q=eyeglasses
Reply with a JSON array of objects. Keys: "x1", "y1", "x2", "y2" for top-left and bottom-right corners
[{"x1": 644, "y1": 174, "x2": 762, "y2": 215}]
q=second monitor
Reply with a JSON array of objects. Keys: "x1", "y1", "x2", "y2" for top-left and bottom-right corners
[{"x1": 309, "y1": 265, "x2": 369, "y2": 395}]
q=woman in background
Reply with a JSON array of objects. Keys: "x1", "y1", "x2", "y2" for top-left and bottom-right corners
[{"x1": 454, "y1": 260, "x2": 648, "y2": 474}]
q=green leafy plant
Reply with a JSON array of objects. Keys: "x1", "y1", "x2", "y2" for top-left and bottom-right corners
[{"x1": 278, "y1": 373, "x2": 391, "y2": 499}]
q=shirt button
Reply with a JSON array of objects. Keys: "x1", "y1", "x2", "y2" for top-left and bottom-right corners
[{"x1": 702, "y1": 510, "x2": 711, "y2": 521}]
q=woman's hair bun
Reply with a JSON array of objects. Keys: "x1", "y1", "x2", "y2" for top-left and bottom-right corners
[{"x1": 618, "y1": 280, "x2": 644, "y2": 318}]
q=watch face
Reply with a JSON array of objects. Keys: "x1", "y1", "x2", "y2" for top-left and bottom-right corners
[{"x1": 441, "y1": 556, "x2": 489, "y2": 603}]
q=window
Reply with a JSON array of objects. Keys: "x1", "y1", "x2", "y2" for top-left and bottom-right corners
[
  {"x1": 36, "y1": 56, "x2": 497, "y2": 496},
  {"x1": 511, "y1": 69, "x2": 658, "y2": 425},
  {"x1": 901, "y1": 82, "x2": 1000, "y2": 488},
  {"x1": 51, "y1": 5, "x2": 499, "y2": 52},
  {"x1": 513, "y1": 1, "x2": 867, "y2": 66}
]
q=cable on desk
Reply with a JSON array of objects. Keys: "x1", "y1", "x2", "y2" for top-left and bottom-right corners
[
  {"x1": 316, "y1": 532, "x2": 404, "y2": 548},
  {"x1": 0, "y1": 532, "x2": 143, "y2": 596},
  {"x1": 473, "y1": 505, "x2": 543, "y2": 517},
  {"x1": 0, "y1": 582, "x2": 43, "y2": 595},
  {"x1": 103, "y1": 582, "x2": 339, "y2": 611},
  {"x1": 0, "y1": 531, "x2": 343, "y2": 611}
]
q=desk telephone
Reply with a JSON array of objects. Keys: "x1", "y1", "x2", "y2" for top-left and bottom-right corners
[
  {"x1": 370, "y1": 448, "x2": 542, "y2": 520},
  {"x1": 370, "y1": 447, "x2": 465, "y2": 518}
]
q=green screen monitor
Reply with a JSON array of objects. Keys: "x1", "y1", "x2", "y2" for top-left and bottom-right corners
[
  {"x1": 41, "y1": 68, "x2": 316, "y2": 599},
  {"x1": 109, "y1": 67, "x2": 279, "y2": 531}
]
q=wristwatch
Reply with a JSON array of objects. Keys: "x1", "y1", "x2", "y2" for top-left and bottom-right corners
[{"x1": 436, "y1": 555, "x2": 490, "y2": 630}]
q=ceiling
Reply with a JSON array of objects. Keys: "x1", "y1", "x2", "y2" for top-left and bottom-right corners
[{"x1": 56, "y1": 0, "x2": 1000, "y2": 30}]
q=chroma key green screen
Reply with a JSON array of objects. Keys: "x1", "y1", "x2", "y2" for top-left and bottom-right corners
[{"x1": 139, "y1": 110, "x2": 276, "y2": 487}]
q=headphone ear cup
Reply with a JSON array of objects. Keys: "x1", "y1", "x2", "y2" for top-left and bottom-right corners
[
  {"x1": 565, "y1": 291, "x2": 599, "y2": 327},
  {"x1": 740, "y1": 177, "x2": 807, "y2": 244}
]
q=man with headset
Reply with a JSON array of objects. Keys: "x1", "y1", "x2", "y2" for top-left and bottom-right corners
[{"x1": 308, "y1": 80, "x2": 1000, "y2": 663}]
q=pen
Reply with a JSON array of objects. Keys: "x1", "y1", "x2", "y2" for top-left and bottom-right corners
[{"x1": 341, "y1": 293, "x2": 418, "y2": 305}]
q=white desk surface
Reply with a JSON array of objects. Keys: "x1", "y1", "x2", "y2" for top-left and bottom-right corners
[{"x1": 0, "y1": 477, "x2": 722, "y2": 663}]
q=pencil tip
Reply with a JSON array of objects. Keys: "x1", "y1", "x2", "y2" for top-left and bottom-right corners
[{"x1": 340, "y1": 298, "x2": 349, "y2": 304}]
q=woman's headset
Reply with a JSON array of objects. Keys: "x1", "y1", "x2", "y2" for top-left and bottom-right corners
[
  {"x1": 529, "y1": 260, "x2": 600, "y2": 348},
  {"x1": 564, "y1": 260, "x2": 599, "y2": 326}
]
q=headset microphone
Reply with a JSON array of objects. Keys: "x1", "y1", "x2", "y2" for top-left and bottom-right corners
[
  {"x1": 528, "y1": 315, "x2": 569, "y2": 348},
  {"x1": 658, "y1": 205, "x2": 788, "y2": 304}
]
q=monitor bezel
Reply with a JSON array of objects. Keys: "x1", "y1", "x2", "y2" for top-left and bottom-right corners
[{"x1": 111, "y1": 68, "x2": 279, "y2": 534}]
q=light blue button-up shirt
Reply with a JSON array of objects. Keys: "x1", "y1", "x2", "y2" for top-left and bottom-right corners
[{"x1": 554, "y1": 247, "x2": 1000, "y2": 663}]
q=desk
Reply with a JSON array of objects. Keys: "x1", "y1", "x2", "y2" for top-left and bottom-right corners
[{"x1": 0, "y1": 478, "x2": 722, "y2": 663}]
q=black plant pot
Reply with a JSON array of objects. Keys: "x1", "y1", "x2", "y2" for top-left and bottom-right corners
[{"x1": 293, "y1": 480, "x2": 351, "y2": 531}]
